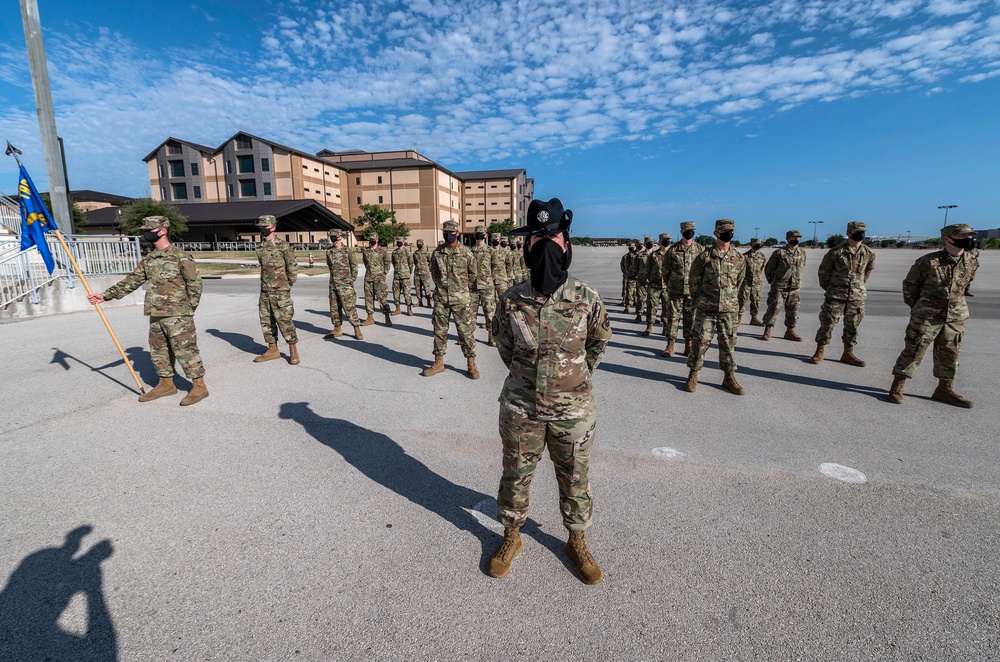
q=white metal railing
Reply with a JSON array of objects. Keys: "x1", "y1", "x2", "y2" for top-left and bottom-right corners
[{"x1": 0, "y1": 195, "x2": 20, "y2": 235}]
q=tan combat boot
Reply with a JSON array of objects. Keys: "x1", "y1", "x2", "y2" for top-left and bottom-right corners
[
  {"x1": 392, "y1": 304, "x2": 401, "y2": 316},
  {"x1": 353, "y1": 325, "x2": 364, "y2": 340},
  {"x1": 487, "y1": 527, "x2": 523, "y2": 578},
  {"x1": 660, "y1": 338, "x2": 675, "y2": 357},
  {"x1": 623, "y1": 304, "x2": 630, "y2": 314},
  {"x1": 179, "y1": 377, "x2": 209, "y2": 406},
  {"x1": 684, "y1": 370, "x2": 699, "y2": 393},
  {"x1": 323, "y1": 327, "x2": 343, "y2": 340},
  {"x1": 467, "y1": 357, "x2": 480, "y2": 379},
  {"x1": 840, "y1": 347, "x2": 866, "y2": 367},
  {"x1": 887, "y1": 376, "x2": 906, "y2": 404},
  {"x1": 722, "y1": 371, "x2": 746, "y2": 395},
  {"x1": 633, "y1": 313, "x2": 642, "y2": 324},
  {"x1": 931, "y1": 379, "x2": 974, "y2": 408},
  {"x1": 288, "y1": 344, "x2": 300, "y2": 365},
  {"x1": 810, "y1": 344, "x2": 825, "y2": 364},
  {"x1": 566, "y1": 531, "x2": 602, "y2": 585},
  {"x1": 422, "y1": 356, "x2": 445, "y2": 377},
  {"x1": 254, "y1": 343, "x2": 280, "y2": 363},
  {"x1": 749, "y1": 316, "x2": 764, "y2": 327},
  {"x1": 406, "y1": 304, "x2": 413, "y2": 316},
  {"x1": 761, "y1": 325, "x2": 773, "y2": 341},
  {"x1": 383, "y1": 308, "x2": 393, "y2": 327},
  {"x1": 642, "y1": 324, "x2": 653, "y2": 337},
  {"x1": 138, "y1": 377, "x2": 177, "y2": 402},
  {"x1": 783, "y1": 327, "x2": 802, "y2": 342},
  {"x1": 360, "y1": 316, "x2": 375, "y2": 326}
]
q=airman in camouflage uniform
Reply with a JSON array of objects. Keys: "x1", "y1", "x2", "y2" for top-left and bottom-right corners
[
  {"x1": 323, "y1": 229, "x2": 363, "y2": 340},
  {"x1": 619, "y1": 246, "x2": 629, "y2": 302},
  {"x1": 683, "y1": 219, "x2": 747, "y2": 395},
  {"x1": 632, "y1": 237, "x2": 653, "y2": 323},
  {"x1": 490, "y1": 233, "x2": 510, "y2": 301},
  {"x1": 661, "y1": 222, "x2": 704, "y2": 357},
  {"x1": 761, "y1": 230, "x2": 807, "y2": 341},
  {"x1": 422, "y1": 220, "x2": 479, "y2": 379},
  {"x1": 361, "y1": 231, "x2": 392, "y2": 327},
  {"x1": 620, "y1": 244, "x2": 635, "y2": 313},
  {"x1": 412, "y1": 239, "x2": 434, "y2": 307},
  {"x1": 469, "y1": 225, "x2": 498, "y2": 346},
  {"x1": 88, "y1": 216, "x2": 207, "y2": 405},
  {"x1": 488, "y1": 198, "x2": 611, "y2": 585},
  {"x1": 503, "y1": 239, "x2": 518, "y2": 286},
  {"x1": 888, "y1": 223, "x2": 979, "y2": 408},
  {"x1": 514, "y1": 239, "x2": 528, "y2": 284},
  {"x1": 738, "y1": 238, "x2": 766, "y2": 326},
  {"x1": 810, "y1": 222, "x2": 876, "y2": 366},
  {"x1": 390, "y1": 238, "x2": 414, "y2": 316},
  {"x1": 643, "y1": 233, "x2": 671, "y2": 336},
  {"x1": 622, "y1": 243, "x2": 640, "y2": 314},
  {"x1": 253, "y1": 215, "x2": 299, "y2": 365}
]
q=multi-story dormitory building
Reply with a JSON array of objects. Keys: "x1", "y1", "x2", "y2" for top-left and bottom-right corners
[{"x1": 141, "y1": 131, "x2": 534, "y2": 246}]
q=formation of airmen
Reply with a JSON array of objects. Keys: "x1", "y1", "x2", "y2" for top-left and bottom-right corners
[
  {"x1": 619, "y1": 219, "x2": 980, "y2": 405},
  {"x1": 88, "y1": 206, "x2": 979, "y2": 585}
]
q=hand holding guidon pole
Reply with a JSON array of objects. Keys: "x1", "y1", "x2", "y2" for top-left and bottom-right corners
[{"x1": 6, "y1": 140, "x2": 145, "y2": 395}]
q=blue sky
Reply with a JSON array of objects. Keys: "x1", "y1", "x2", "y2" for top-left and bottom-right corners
[{"x1": 1, "y1": 0, "x2": 997, "y2": 241}]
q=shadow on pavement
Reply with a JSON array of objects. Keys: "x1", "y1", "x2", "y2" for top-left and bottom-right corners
[
  {"x1": 50, "y1": 347, "x2": 152, "y2": 395},
  {"x1": 334, "y1": 338, "x2": 429, "y2": 371},
  {"x1": 598, "y1": 361, "x2": 688, "y2": 388},
  {"x1": 277, "y1": 402, "x2": 570, "y2": 575},
  {"x1": 0, "y1": 526, "x2": 117, "y2": 661},
  {"x1": 205, "y1": 328, "x2": 267, "y2": 356},
  {"x1": 292, "y1": 319, "x2": 330, "y2": 336}
]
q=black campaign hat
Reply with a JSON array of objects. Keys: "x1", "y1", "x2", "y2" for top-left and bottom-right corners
[{"x1": 511, "y1": 198, "x2": 573, "y2": 236}]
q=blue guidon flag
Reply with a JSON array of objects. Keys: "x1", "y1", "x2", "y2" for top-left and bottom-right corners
[{"x1": 17, "y1": 165, "x2": 58, "y2": 274}]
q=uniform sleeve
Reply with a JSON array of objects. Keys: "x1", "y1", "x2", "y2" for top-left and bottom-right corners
[
  {"x1": 492, "y1": 296, "x2": 514, "y2": 369},
  {"x1": 735, "y1": 254, "x2": 746, "y2": 291},
  {"x1": 325, "y1": 249, "x2": 334, "y2": 270},
  {"x1": 182, "y1": 253, "x2": 203, "y2": 310},
  {"x1": 901, "y1": 260, "x2": 923, "y2": 308},
  {"x1": 661, "y1": 250, "x2": 672, "y2": 282},
  {"x1": 864, "y1": 249, "x2": 876, "y2": 283},
  {"x1": 764, "y1": 251, "x2": 777, "y2": 284},
  {"x1": 586, "y1": 295, "x2": 613, "y2": 373},
  {"x1": 689, "y1": 253, "x2": 705, "y2": 301},
  {"x1": 285, "y1": 243, "x2": 298, "y2": 285},
  {"x1": 430, "y1": 250, "x2": 442, "y2": 286},
  {"x1": 467, "y1": 248, "x2": 478, "y2": 284},
  {"x1": 817, "y1": 250, "x2": 833, "y2": 291},
  {"x1": 103, "y1": 260, "x2": 147, "y2": 300}
]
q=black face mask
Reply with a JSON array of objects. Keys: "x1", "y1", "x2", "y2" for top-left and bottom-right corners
[
  {"x1": 524, "y1": 237, "x2": 571, "y2": 296},
  {"x1": 369, "y1": 240, "x2": 377, "y2": 247},
  {"x1": 951, "y1": 237, "x2": 974, "y2": 250},
  {"x1": 444, "y1": 232, "x2": 458, "y2": 244},
  {"x1": 143, "y1": 230, "x2": 162, "y2": 243},
  {"x1": 787, "y1": 239, "x2": 799, "y2": 247},
  {"x1": 751, "y1": 243, "x2": 762, "y2": 250},
  {"x1": 850, "y1": 231, "x2": 865, "y2": 242},
  {"x1": 492, "y1": 240, "x2": 500, "y2": 247},
  {"x1": 682, "y1": 229, "x2": 695, "y2": 240},
  {"x1": 501, "y1": 242, "x2": 508, "y2": 248},
  {"x1": 644, "y1": 242, "x2": 653, "y2": 249},
  {"x1": 396, "y1": 243, "x2": 403, "y2": 248},
  {"x1": 261, "y1": 227, "x2": 274, "y2": 238},
  {"x1": 475, "y1": 233, "x2": 485, "y2": 240},
  {"x1": 717, "y1": 231, "x2": 734, "y2": 243},
  {"x1": 660, "y1": 240, "x2": 670, "y2": 248}
]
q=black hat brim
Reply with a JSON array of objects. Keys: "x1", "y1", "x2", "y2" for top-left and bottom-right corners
[{"x1": 510, "y1": 220, "x2": 566, "y2": 236}]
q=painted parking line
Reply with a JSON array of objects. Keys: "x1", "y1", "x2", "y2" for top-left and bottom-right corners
[
  {"x1": 819, "y1": 462, "x2": 868, "y2": 484},
  {"x1": 652, "y1": 446, "x2": 686, "y2": 461}
]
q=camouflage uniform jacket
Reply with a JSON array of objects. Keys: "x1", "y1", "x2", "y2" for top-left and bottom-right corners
[
  {"x1": 430, "y1": 243, "x2": 477, "y2": 305},
  {"x1": 902, "y1": 250, "x2": 978, "y2": 322},
  {"x1": 103, "y1": 244, "x2": 202, "y2": 316},
  {"x1": 326, "y1": 245, "x2": 359, "y2": 285},
  {"x1": 634, "y1": 251, "x2": 652, "y2": 285},
  {"x1": 362, "y1": 245, "x2": 390, "y2": 282},
  {"x1": 257, "y1": 237, "x2": 297, "y2": 292},
  {"x1": 495, "y1": 274, "x2": 612, "y2": 421},
  {"x1": 645, "y1": 248, "x2": 669, "y2": 289},
  {"x1": 412, "y1": 247, "x2": 432, "y2": 275},
  {"x1": 390, "y1": 247, "x2": 413, "y2": 278},
  {"x1": 491, "y1": 246, "x2": 509, "y2": 286},
  {"x1": 764, "y1": 246, "x2": 807, "y2": 289},
  {"x1": 624, "y1": 251, "x2": 639, "y2": 279},
  {"x1": 470, "y1": 244, "x2": 496, "y2": 291},
  {"x1": 690, "y1": 246, "x2": 746, "y2": 313},
  {"x1": 619, "y1": 253, "x2": 629, "y2": 276},
  {"x1": 742, "y1": 250, "x2": 766, "y2": 287},
  {"x1": 516, "y1": 249, "x2": 527, "y2": 280},
  {"x1": 818, "y1": 243, "x2": 875, "y2": 301},
  {"x1": 663, "y1": 241, "x2": 705, "y2": 296}
]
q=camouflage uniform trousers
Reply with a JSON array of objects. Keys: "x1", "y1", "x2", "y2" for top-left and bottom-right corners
[
  {"x1": 892, "y1": 316, "x2": 965, "y2": 380},
  {"x1": 686, "y1": 310, "x2": 739, "y2": 373},
  {"x1": 635, "y1": 283, "x2": 648, "y2": 313},
  {"x1": 494, "y1": 281, "x2": 511, "y2": 302},
  {"x1": 815, "y1": 297, "x2": 866, "y2": 347},
  {"x1": 259, "y1": 290, "x2": 298, "y2": 345},
  {"x1": 762, "y1": 287, "x2": 801, "y2": 329},
  {"x1": 738, "y1": 282, "x2": 762, "y2": 320},
  {"x1": 392, "y1": 277, "x2": 412, "y2": 307},
  {"x1": 623, "y1": 279, "x2": 637, "y2": 309},
  {"x1": 414, "y1": 273, "x2": 433, "y2": 302},
  {"x1": 364, "y1": 278, "x2": 390, "y2": 316},
  {"x1": 432, "y1": 301, "x2": 476, "y2": 358},
  {"x1": 665, "y1": 295, "x2": 696, "y2": 342},
  {"x1": 329, "y1": 284, "x2": 361, "y2": 329},
  {"x1": 149, "y1": 316, "x2": 204, "y2": 379},
  {"x1": 646, "y1": 287, "x2": 669, "y2": 327},
  {"x1": 471, "y1": 288, "x2": 496, "y2": 332},
  {"x1": 497, "y1": 404, "x2": 596, "y2": 532}
]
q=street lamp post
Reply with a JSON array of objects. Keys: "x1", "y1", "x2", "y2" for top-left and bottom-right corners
[
  {"x1": 937, "y1": 205, "x2": 957, "y2": 228},
  {"x1": 754, "y1": 226, "x2": 760, "y2": 239},
  {"x1": 906, "y1": 230, "x2": 911, "y2": 246},
  {"x1": 809, "y1": 220, "x2": 824, "y2": 247}
]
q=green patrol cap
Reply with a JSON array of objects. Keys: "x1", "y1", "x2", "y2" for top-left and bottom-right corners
[
  {"x1": 659, "y1": 232, "x2": 671, "y2": 243},
  {"x1": 490, "y1": 232, "x2": 501, "y2": 241},
  {"x1": 366, "y1": 230, "x2": 378, "y2": 240},
  {"x1": 257, "y1": 215, "x2": 277, "y2": 227},
  {"x1": 715, "y1": 219, "x2": 735, "y2": 232},
  {"x1": 750, "y1": 237, "x2": 762, "y2": 244},
  {"x1": 474, "y1": 225, "x2": 486, "y2": 233},
  {"x1": 140, "y1": 215, "x2": 170, "y2": 230},
  {"x1": 847, "y1": 221, "x2": 866, "y2": 233},
  {"x1": 644, "y1": 236, "x2": 654, "y2": 243},
  {"x1": 328, "y1": 229, "x2": 343, "y2": 239},
  {"x1": 442, "y1": 220, "x2": 459, "y2": 232},
  {"x1": 416, "y1": 238, "x2": 424, "y2": 246},
  {"x1": 942, "y1": 223, "x2": 974, "y2": 236},
  {"x1": 786, "y1": 229, "x2": 802, "y2": 238},
  {"x1": 680, "y1": 221, "x2": 695, "y2": 232}
]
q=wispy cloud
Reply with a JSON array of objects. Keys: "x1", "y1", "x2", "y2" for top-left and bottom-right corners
[{"x1": 0, "y1": 0, "x2": 997, "y2": 194}]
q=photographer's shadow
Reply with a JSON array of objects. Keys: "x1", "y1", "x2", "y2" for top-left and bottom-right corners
[{"x1": 278, "y1": 402, "x2": 569, "y2": 574}]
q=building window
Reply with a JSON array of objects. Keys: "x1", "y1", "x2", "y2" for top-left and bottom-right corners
[
  {"x1": 478, "y1": 202, "x2": 484, "y2": 206},
  {"x1": 356, "y1": 197, "x2": 361, "y2": 204},
  {"x1": 504, "y1": 201, "x2": 510, "y2": 205},
  {"x1": 236, "y1": 135, "x2": 252, "y2": 149},
  {"x1": 167, "y1": 141, "x2": 182, "y2": 155},
  {"x1": 261, "y1": 158, "x2": 270, "y2": 172},
  {"x1": 240, "y1": 179, "x2": 257, "y2": 197},
  {"x1": 491, "y1": 202, "x2": 497, "y2": 205},
  {"x1": 335, "y1": 193, "x2": 340, "y2": 198},
  {"x1": 378, "y1": 195, "x2": 383, "y2": 203},
  {"x1": 226, "y1": 160, "x2": 232, "y2": 174},
  {"x1": 304, "y1": 187, "x2": 310, "y2": 193},
  {"x1": 193, "y1": 186, "x2": 202, "y2": 199},
  {"x1": 238, "y1": 156, "x2": 255, "y2": 173},
  {"x1": 169, "y1": 160, "x2": 184, "y2": 177},
  {"x1": 172, "y1": 183, "x2": 188, "y2": 199},
  {"x1": 263, "y1": 182, "x2": 272, "y2": 196},
  {"x1": 158, "y1": 164, "x2": 165, "y2": 179},
  {"x1": 491, "y1": 185, "x2": 497, "y2": 188},
  {"x1": 160, "y1": 187, "x2": 166, "y2": 199},
  {"x1": 377, "y1": 176, "x2": 382, "y2": 184},
  {"x1": 303, "y1": 165, "x2": 308, "y2": 170},
  {"x1": 326, "y1": 191, "x2": 331, "y2": 196},
  {"x1": 355, "y1": 177, "x2": 360, "y2": 185},
  {"x1": 228, "y1": 184, "x2": 234, "y2": 197},
  {"x1": 466, "y1": 202, "x2": 471, "y2": 206},
  {"x1": 191, "y1": 162, "x2": 200, "y2": 176},
  {"x1": 503, "y1": 184, "x2": 510, "y2": 188},
  {"x1": 478, "y1": 185, "x2": 484, "y2": 189}
]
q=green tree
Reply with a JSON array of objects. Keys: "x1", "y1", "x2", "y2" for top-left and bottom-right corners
[
  {"x1": 117, "y1": 198, "x2": 188, "y2": 238},
  {"x1": 764, "y1": 237, "x2": 779, "y2": 246},
  {"x1": 826, "y1": 234, "x2": 846, "y2": 248},
  {"x1": 487, "y1": 218, "x2": 514, "y2": 237},
  {"x1": 40, "y1": 193, "x2": 88, "y2": 233},
  {"x1": 983, "y1": 237, "x2": 1000, "y2": 249},
  {"x1": 925, "y1": 237, "x2": 944, "y2": 247},
  {"x1": 352, "y1": 204, "x2": 410, "y2": 245},
  {"x1": 570, "y1": 236, "x2": 594, "y2": 246},
  {"x1": 695, "y1": 234, "x2": 714, "y2": 247}
]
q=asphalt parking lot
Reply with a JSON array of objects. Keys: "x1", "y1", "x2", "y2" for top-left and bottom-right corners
[{"x1": 1, "y1": 247, "x2": 997, "y2": 660}]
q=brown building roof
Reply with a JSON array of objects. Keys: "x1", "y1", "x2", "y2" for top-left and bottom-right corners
[
  {"x1": 453, "y1": 169, "x2": 526, "y2": 179},
  {"x1": 85, "y1": 200, "x2": 352, "y2": 232}
]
